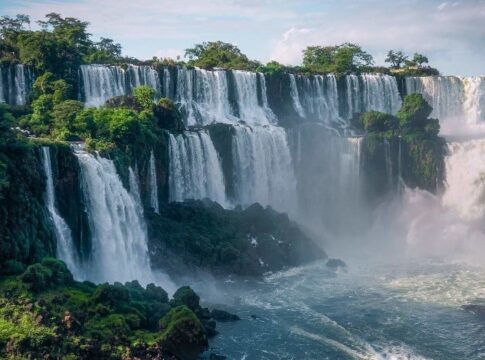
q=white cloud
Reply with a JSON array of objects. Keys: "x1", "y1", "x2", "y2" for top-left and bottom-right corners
[
  {"x1": 3, "y1": 0, "x2": 485, "y2": 75},
  {"x1": 269, "y1": 0, "x2": 485, "y2": 75},
  {"x1": 437, "y1": 2, "x2": 449, "y2": 11}
]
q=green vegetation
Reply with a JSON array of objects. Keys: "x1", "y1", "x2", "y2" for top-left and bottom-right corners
[
  {"x1": 356, "y1": 94, "x2": 440, "y2": 139},
  {"x1": 0, "y1": 13, "x2": 122, "y2": 81},
  {"x1": 0, "y1": 258, "x2": 218, "y2": 359},
  {"x1": 185, "y1": 40, "x2": 259, "y2": 70},
  {"x1": 358, "y1": 94, "x2": 445, "y2": 195},
  {"x1": 148, "y1": 200, "x2": 326, "y2": 276},
  {"x1": 385, "y1": 50, "x2": 439, "y2": 76},
  {"x1": 302, "y1": 43, "x2": 374, "y2": 74}
]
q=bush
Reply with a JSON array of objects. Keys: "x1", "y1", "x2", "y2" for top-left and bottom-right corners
[
  {"x1": 361, "y1": 111, "x2": 397, "y2": 134},
  {"x1": 19, "y1": 263, "x2": 53, "y2": 292},
  {"x1": 170, "y1": 286, "x2": 200, "y2": 311},
  {"x1": 397, "y1": 93, "x2": 433, "y2": 131},
  {"x1": 19, "y1": 258, "x2": 73, "y2": 291},
  {"x1": 133, "y1": 86, "x2": 156, "y2": 111}
]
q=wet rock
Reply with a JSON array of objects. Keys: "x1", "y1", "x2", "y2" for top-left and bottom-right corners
[
  {"x1": 463, "y1": 304, "x2": 485, "y2": 319},
  {"x1": 326, "y1": 258, "x2": 347, "y2": 271},
  {"x1": 210, "y1": 309, "x2": 240, "y2": 322}
]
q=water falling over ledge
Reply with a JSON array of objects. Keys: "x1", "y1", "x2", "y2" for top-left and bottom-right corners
[{"x1": 75, "y1": 149, "x2": 154, "y2": 284}]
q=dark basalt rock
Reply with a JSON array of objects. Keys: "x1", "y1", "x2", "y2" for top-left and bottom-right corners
[
  {"x1": 210, "y1": 309, "x2": 240, "y2": 322},
  {"x1": 463, "y1": 304, "x2": 485, "y2": 319},
  {"x1": 326, "y1": 258, "x2": 347, "y2": 271},
  {"x1": 147, "y1": 199, "x2": 326, "y2": 277}
]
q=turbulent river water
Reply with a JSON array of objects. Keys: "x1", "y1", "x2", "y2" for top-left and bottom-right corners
[{"x1": 202, "y1": 260, "x2": 485, "y2": 360}]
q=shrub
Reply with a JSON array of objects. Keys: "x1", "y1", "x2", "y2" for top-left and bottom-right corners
[{"x1": 170, "y1": 286, "x2": 200, "y2": 311}]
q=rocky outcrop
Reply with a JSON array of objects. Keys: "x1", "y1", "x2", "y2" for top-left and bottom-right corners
[{"x1": 147, "y1": 200, "x2": 326, "y2": 277}]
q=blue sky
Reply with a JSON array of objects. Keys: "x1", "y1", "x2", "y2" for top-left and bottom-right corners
[{"x1": 1, "y1": 0, "x2": 484, "y2": 75}]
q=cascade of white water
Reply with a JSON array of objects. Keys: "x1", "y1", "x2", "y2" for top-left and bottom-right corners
[
  {"x1": 168, "y1": 131, "x2": 227, "y2": 204},
  {"x1": 75, "y1": 150, "x2": 153, "y2": 284},
  {"x1": 128, "y1": 167, "x2": 143, "y2": 211},
  {"x1": 126, "y1": 65, "x2": 160, "y2": 96},
  {"x1": 298, "y1": 74, "x2": 340, "y2": 124},
  {"x1": 289, "y1": 128, "x2": 364, "y2": 236},
  {"x1": 463, "y1": 77, "x2": 485, "y2": 125},
  {"x1": 80, "y1": 64, "x2": 160, "y2": 107},
  {"x1": 81, "y1": 65, "x2": 126, "y2": 107},
  {"x1": 405, "y1": 76, "x2": 464, "y2": 120},
  {"x1": 0, "y1": 64, "x2": 32, "y2": 105},
  {"x1": 345, "y1": 74, "x2": 402, "y2": 119},
  {"x1": 232, "y1": 70, "x2": 277, "y2": 125},
  {"x1": 149, "y1": 150, "x2": 159, "y2": 213},
  {"x1": 289, "y1": 74, "x2": 305, "y2": 118},
  {"x1": 175, "y1": 67, "x2": 235, "y2": 125},
  {"x1": 405, "y1": 76, "x2": 485, "y2": 134},
  {"x1": 341, "y1": 137, "x2": 362, "y2": 200},
  {"x1": 231, "y1": 125, "x2": 296, "y2": 212},
  {"x1": 14, "y1": 65, "x2": 27, "y2": 105},
  {"x1": 41, "y1": 147, "x2": 81, "y2": 278},
  {"x1": 442, "y1": 139, "x2": 485, "y2": 220},
  {"x1": 162, "y1": 68, "x2": 171, "y2": 98}
]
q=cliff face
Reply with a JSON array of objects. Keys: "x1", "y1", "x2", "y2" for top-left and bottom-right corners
[
  {"x1": 49, "y1": 144, "x2": 91, "y2": 260},
  {"x1": 361, "y1": 134, "x2": 445, "y2": 203},
  {"x1": 0, "y1": 143, "x2": 55, "y2": 267}
]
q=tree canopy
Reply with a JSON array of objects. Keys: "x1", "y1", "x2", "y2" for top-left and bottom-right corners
[
  {"x1": 184, "y1": 41, "x2": 259, "y2": 70},
  {"x1": 0, "y1": 13, "x2": 122, "y2": 81},
  {"x1": 302, "y1": 43, "x2": 374, "y2": 74}
]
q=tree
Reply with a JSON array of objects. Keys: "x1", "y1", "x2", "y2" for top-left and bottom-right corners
[
  {"x1": 302, "y1": 43, "x2": 373, "y2": 73},
  {"x1": 52, "y1": 100, "x2": 85, "y2": 139},
  {"x1": 385, "y1": 50, "x2": 408, "y2": 69},
  {"x1": 133, "y1": 86, "x2": 156, "y2": 111},
  {"x1": 257, "y1": 61, "x2": 286, "y2": 75},
  {"x1": 85, "y1": 37, "x2": 122, "y2": 63},
  {"x1": 397, "y1": 93, "x2": 438, "y2": 136},
  {"x1": 412, "y1": 53, "x2": 429, "y2": 67},
  {"x1": 0, "y1": 14, "x2": 30, "y2": 61},
  {"x1": 360, "y1": 111, "x2": 398, "y2": 133},
  {"x1": 184, "y1": 41, "x2": 258, "y2": 70}
]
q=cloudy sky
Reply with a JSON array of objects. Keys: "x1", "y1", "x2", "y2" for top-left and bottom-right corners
[{"x1": 1, "y1": 0, "x2": 484, "y2": 75}]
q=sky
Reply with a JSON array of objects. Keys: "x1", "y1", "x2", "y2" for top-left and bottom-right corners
[{"x1": 1, "y1": 0, "x2": 484, "y2": 75}]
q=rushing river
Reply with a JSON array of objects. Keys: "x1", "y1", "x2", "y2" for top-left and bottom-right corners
[{"x1": 203, "y1": 260, "x2": 485, "y2": 359}]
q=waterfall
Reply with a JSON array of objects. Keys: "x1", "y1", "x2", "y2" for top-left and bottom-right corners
[
  {"x1": 297, "y1": 74, "x2": 340, "y2": 124},
  {"x1": 289, "y1": 127, "x2": 364, "y2": 236},
  {"x1": 80, "y1": 64, "x2": 160, "y2": 107},
  {"x1": 232, "y1": 70, "x2": 277, "y2": 125},
  {"x1": 149, "y1": 150, "x2": 159, "y2": 213},
  {"x1": 463, "y1": 77, "x2": 485, "y2": 124},
  {"x1": 0, "y1": 64, "x2": 32, "y2": 105},
  {"x1": 231, "y1": 125, "x2": 296, "y2": 212},
  {"x1": 168, "y1": 131, "x2": 227, "y2": 205},
  {"x1": 442, "y1": 139, "x2": 485, "y2": 220},
  {"x1": 405, "y1": 76, "x2": 485, "y2": 133},
  {"x1": 41, "y1": 147, "x2": 81, "y2": 278},
  {"x1": 129, "y1": 167, "x2": 143, "y2": 210},
  {"x1": 175, "y1": 67, "x2": 235, "y2": 125},
  {"x1": 289, "y1": 74, "x2": 305, "y2": 118},
  {"x1": 344, "y1": 74, "x2": 402, "y2": 119},
  {"x1": 75, "y1": 150, "x2": 153, "y2": 284},
  {"x1": 162, "y1": 68, "x2": 171, "y2": 98},
  {"x1": 341, "y1": 137, "x2": 362, "y2": 199},
  {"x1": 405, "y1": 76, "x2": 465, "y2": 120}
]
